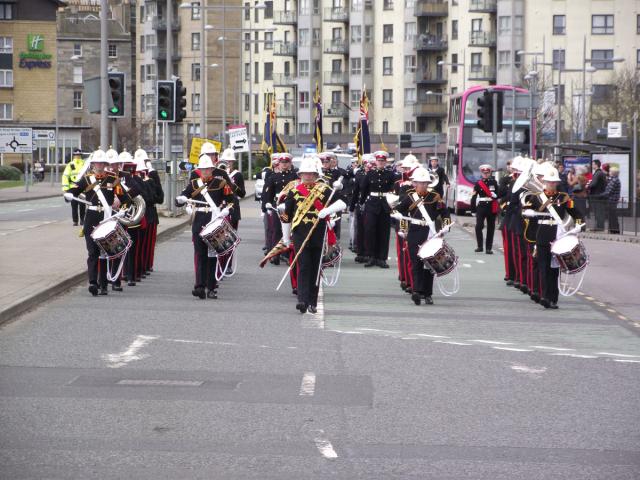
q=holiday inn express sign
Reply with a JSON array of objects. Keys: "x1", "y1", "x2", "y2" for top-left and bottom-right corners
[{"x1": 19, "y1": 34, "x2": 52, "y2": 69}]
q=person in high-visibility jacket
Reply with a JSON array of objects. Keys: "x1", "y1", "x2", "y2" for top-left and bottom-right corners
[{"x1": 62, "y1": 148, "x2": 86, "y2": 225}]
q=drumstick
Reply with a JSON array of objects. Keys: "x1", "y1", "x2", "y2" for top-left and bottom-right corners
[{"x1": 66, "y1": 195, "x2": 92, "y2": 206}]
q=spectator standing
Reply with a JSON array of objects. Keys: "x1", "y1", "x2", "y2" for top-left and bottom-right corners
[
  {"x1": 588, "y1": 159, "x2": 607, "y2": 231},
  {"x1": 603, "y1": 166, "x2": 621, "y2": 234}
]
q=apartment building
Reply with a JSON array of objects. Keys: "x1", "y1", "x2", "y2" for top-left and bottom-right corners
[{"x1": 135, "y1": 0, "x2": 240, "y2": 153}]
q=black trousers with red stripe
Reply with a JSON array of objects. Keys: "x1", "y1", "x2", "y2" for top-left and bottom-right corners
[{"x1": 193, "y1": 234, "x2": 218, "y2": 290}]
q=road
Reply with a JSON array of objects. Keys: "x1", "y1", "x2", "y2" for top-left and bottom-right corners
[
  {"x1": 0, "y1": 197, "x2": 70, "y2": 237},
  {"x1": 1, "y1": 204, "x2": 639, "y2": 479}
]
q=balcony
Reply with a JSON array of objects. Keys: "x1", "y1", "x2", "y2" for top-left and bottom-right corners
[
  {"x1": 413, "y1": 99, "x2": 448, "y2": 117},
  {"x1": 350, "y1": 0, "x2": 373, "y2": 11},
  {"x1": 415, "y1": 33, "x2": 447, "y2": 51},
  {"x1": 469, "y1": 65, "x2": 497, "y2": 81},
  {"x1": 325, "y1": 103, "x2": 349, "y2": 118},
  {"x1": 323, "y1": 71, "x2": 349, "y2": 85},
  {"x1": 273, "y1": 73, "x2": 296, "y2": 86},
  {"x1": 274, "y1": 42, "x2": 297, "y2": 56},
  {"x1": 469, "y1": 31, "x2": 497, "y2": 48},
  {"x1": 150, "y1": 46, "x2": 181, "y2": 61},
  {"x1": 469, "y1": 0, "x2": 497, "y2": 13},
  {"x1": 273, "y1": 10, "x2": 297, "y2": 25},
  {"x1": 415, "y1": 0, "x2": 448, "y2": 17},
  {"x1": 323, "y1": 7, "x2": 349, "y2": 22},
  {"x1": 323, "y1": 39, "x2": 348, "y2": 55},
  {"x1": 415, "y1": 67, "x2": 447, "y2": 85},
  {"x1": 152, "y1": 17, "x2": 180, "y2": 31},
  {"x1": 277, "y1": 104, "x2": 295, "y2": 118}
]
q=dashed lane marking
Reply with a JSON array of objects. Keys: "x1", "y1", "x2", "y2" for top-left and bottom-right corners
[
  {"x1": 595, "y1": 352, "x2": 640, "y2": 358},
  {"x1": 299, "y1": 372, "x2": 316, "y2": 396},
  {"x1": 493, "y1": 347, "x2": 533, "y2": 352},
  {"x1": 470, "y1": 340, "x2": 513, "y2": 345},
  {"x1": 313, "y1": 430, "x2": 338, "y2": 459},
  {"x1": 102, "y1": 335, "x2": 158, "y2": 368}
]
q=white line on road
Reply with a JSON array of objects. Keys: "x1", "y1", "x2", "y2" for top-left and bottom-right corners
[
  {"x1": 475, "y1": 259, "x2": 486, "y2": 264},
  {"x1": 313, "y1": 430, "x2": 338, "y2": 459},
  {"x1": 411, "y1": 334, "x2": 450, "y2": 339},
  {"x1": 470, "y1": 340, "x2": 513, "y2": 345},
  {"x1": 613, "y1": 359, "x2": 640, "y2": 364},
  {"x1": 595, "y1": 352, "x2": 640, "y2": 358},
  {"x1": 358, "y1": 328, "x2": 401, "y2": 334},
  {"x1": 551, "y1": 353, "x2": 599, "y2": 359},
  {"x1": 434, "y1": 340, "x2": 472, "y2": 346},
  {"x1": 17, "y1": 208, "x2": 34, "y2": 212},
  {"x1": 462, "y1": 263, "x2": 472, "y2": 268},
  {"x1": 492, "y1": 347, "x2": 533, "y2": 352},
  {"x1": 102, "y1": 335, "x2": 158, "y2": 368},
  {"x1": 511, "y1": 364, "x2": 547, "y2": 376},
  {"x1": 299, "y1": 372, "x2": 316, "y2": 396},
  {"x1": 530, "y1": 345, "x2": 575, "y2": 351}
]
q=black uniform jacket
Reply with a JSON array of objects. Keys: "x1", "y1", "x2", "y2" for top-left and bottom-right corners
[
  {"x1": 359, "y1": 167, "x2": 400, "y2": 213},
  {"x1": 180, "y1": 168, "x2": 236, "y2": 235},
  {"x1": 396, "y1": 190, "x2": 450, "y2": 244},
  {"x1": 528, "y1": 191, "x2": 583, "y2": 246}
]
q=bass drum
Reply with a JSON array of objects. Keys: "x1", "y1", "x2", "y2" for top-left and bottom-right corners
[
  {"x1": 91, "y1": 219, "x2": 132, "y2": 259},
  {"x1": 551, "y1": 234, "x2": 588, "y2": 274},
  {"x1": 417, "y1": 237, "x2": 458, "y2": 277}
]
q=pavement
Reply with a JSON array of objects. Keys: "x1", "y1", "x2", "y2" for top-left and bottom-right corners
[
  {"x1": 0, "y1": 181, "x2": 255, "y2": 325},
  {"x1": 0, "y1": 207, "x2": 638, "y2": 479},
  {"x1": 0, "y1": 181, "x2": 62, "y2": 203}
]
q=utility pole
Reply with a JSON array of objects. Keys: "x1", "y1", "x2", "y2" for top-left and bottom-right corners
[
  {"x1": 100, "y1": 0, "x2": 108, "y2": 149},
  {"x1": 633, "y1": 112, "x2": 638, "y2": 227},
  {"x1": 165, "y1": 0, "x2": 175, "y2": 214},
  {"x1": 492, "y1": 90, "x2": 498, "y2": 171}
]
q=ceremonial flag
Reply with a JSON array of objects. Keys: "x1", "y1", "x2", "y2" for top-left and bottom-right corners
[
  {"x1": 313, "y1": 82, "x2": 323, "y2": 153},
  {"x1": 353, "y1": 87, "x2": 371, "y2": 162},
  {"x1": 261, "y1": 92, "x2": 288, "y2": 156}
]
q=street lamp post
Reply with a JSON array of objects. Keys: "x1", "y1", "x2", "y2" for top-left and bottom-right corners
[
  {"x1": 437, "y1": 52, "x2": 465, "y2": 91},
  {"x1": 524, "y1": 70, "x2": 538, "y2": 157}
]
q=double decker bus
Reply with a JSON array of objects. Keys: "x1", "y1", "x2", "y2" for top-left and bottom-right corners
[{"x1": 445, "y1": 85, "x2": 535, "y2": 214}]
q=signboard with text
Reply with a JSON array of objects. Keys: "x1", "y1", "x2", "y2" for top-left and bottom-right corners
[
  {"x1": 228, "y1": 125, "x2": 249, "y2": 153},
  {"x1": 0, "y1": 128, "x2": 33, "y2": 154},
  {"x1": 189, "y1": 137, "x2": 223, "y2": 164}
]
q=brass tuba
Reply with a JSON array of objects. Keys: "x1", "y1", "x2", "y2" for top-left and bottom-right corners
[{"x1": 119, "y1": 195, "x2": 146, "y2": 227}]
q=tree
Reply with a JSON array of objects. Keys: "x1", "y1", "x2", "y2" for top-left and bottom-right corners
[{"x1": 590, "y1": 66, "x2": 640, "y2": 133}]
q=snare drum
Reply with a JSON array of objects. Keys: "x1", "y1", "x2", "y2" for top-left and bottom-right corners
[
  {"x1": 90, "y1": 219, "x2": 132, "y2": 259},
  {"x1": 199, "y1": 217, "x2": 240, "y2": 256},
  {"x1": 417, "y1": 237, "x2": 458, "y2": 277},
  {"x1": 322, "y1": 243, "x2": 342, "y2": 268},
  {"x1": 551, "y1": 234, "x2": 588, "y2": 274}
]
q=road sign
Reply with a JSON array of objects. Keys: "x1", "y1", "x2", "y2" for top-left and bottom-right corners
[
  {"x1": 32, "y1": 129, "x2": 55, "y2": 141},
  {"x1": 608, "y1": 122, "x2": 623, "y2": 138},
  {"x1": 228, "y1": 125, "x2": 249, "y2": 153},
  {"x1": 189, "y1": 137, "x2": 223, "y2": 164},
  {"x1": 0, "y1": 128, "x2": 33, "y2": 154}
]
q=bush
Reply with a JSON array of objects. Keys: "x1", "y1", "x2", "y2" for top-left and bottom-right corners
[
  {"x1": 10, "y1": 162, "x2": 24, "y2": 171},
  {"x1": 0, "y1": 165, "x2": 22, "y2": 180}
]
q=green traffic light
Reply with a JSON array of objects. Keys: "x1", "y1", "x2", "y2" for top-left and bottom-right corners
[
  {"x1": 160, "y1": 110, "x2": 168, "y2": 119},
  {"x1": 110, "y1": 107, "x2": 119, "y2": 114}
]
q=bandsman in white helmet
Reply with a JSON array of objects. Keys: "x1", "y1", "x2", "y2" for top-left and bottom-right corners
[
  {"x1": 135, "y1": 148, "x2": 164, "y2": 275},
  {"x1": 391, "y1": 167, "x2": 451, "y2": 306},
  {"x1": 220, "y1": 147, "x2": 246, "y2": 230},
  {"x1": 176, "y1": 152, "x2": 236, "y2": 300},
  {"x1": 280, "y1": 156, "x2": 347, "y2": 314},
  {"x1": 64, "y1": 149, "x2": 125, "y2": 296},
  {"x1": 471, "y1": 164, "x2": 499, "y2": 255},
  {"x1": 350, "y1": 153, "x2": 376, "y2": 263}
]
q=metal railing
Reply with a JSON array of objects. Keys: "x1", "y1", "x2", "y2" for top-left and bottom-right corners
[
  {"x1": 413, "y1": 100, "x2": 448, "y2": 117},
  {"x1": 323, "y1": 39, "x2": 348, "y2": 54},
  {"x1": 273, "y1": 10, "x2": 297, "y2": 24},
  {"x1": 469, "y1": 31, "x2": 497, "y2": 47},
  {"x1": 323, "y1": 71, "x2": 349, "y2": 85},
  {"x1": 415, "y1": 67, "x2": 448, "y2": 83},
  {"x1": 468, "y1": 65, "x2": 496, "y2": 80},
  {"x1": 579, "y1": 197, "x2": 640, "y2": 236},
  {"x1": 324, "y1": 103, "x2": 349, "y2": 118},
  {"x1": 323, "y1": 7, "x2": 349, "y2": 22},
  {"x1": 272, "y1": 73, "x2": 296, "y2": 86},
  {"x1": 415, "y1": 33, "x2": 448, "y2": 51},
  {"x1": 469, "y1": 0, "x2": 497, "y2": 13},
  {"x1": 150, "y1": 46, "x2": 181, "y2": 61},
  {"x1": 414, "y1": 0, "x2": 448, "y2": 17},
  {"x1": 151, "y1": 17, "x2": 181, "y2": 30},
  {"x1": 273, "y1": 42, "x2": 297, "y2": 56}
]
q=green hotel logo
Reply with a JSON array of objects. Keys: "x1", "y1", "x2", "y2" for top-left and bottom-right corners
[{"x1": 27, "y1": 34, "x2": 44, "y2": 51}]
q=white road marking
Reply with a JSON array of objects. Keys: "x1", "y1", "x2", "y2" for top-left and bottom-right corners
[
  {"x1": 492, "y1": 347, "x2": 533, "y2": 352},
  {"x1": 358, "y1": 328, "x2": 401, "y2": 334},
  {"x1": 511, "y1": 364, "x2": 547, "y2": 376},
  {"x1": 475, "y1": 259, "x2": 485, "y2": 264},
  {"x1": 551, "y1": 353, "x2": 599, "y2": 359},
  {"x1": 585, "y1": 296, "x2": 594, "y2": 301},
  {"x1": 595, "y1": 352, "x2": 640, "y2": 359},
  {"x1": 606, "y1": 308, "x2": 616, "y2": 313},
  {"x1": 411, "y1": 334, "x2": 450, "y2": 339},
  {"x1": 470, "y1": 340, "x2": 513, "y2": 345},
  {"x1": 17, "y1": 208, "x2": 33, "y2": 212},
  {"x1": 299, "y1": 372, "x2": 316, "y2": 396},
  {"x1": 613, "y1": 359, "x2": 640, "y2": 364},
  {"x1": 530, "y1": 345, "x2": 574, "y2": 351},
  {"x1": 102, "y1": 335, "x2": 158, "y2": 368},
  {"x1": 434, "y1": 340, "x2": 472, "y2": 346},
  {"x1": 303, "y1": 285, "x2": 325, "y2": 329},
  {"x1": 313, "y1": 430, "x2": 338, "y2": 459},
  {"x1": 462, "y1": 263, "x2": 472, "y2": 268}
]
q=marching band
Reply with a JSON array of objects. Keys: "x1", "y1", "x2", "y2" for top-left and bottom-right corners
[{"x1": 63, "y1": 145, "x2": 589, "y2": 314}]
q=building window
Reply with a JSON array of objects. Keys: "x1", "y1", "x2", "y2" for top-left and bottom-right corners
[
  {"x1": 404, "y1": 121, "x2": 416, "y2": 133},
  {"x1": 0, "y1": 3, "x2": 14, "y2": 20},
  {"x1": 313, "y1": 60, "x2": 320, "y2": 76},
  {"x1": 244, "y1": 62, "x2": 250, "y2": 81},
  {"x1": 350, "y1": 89, "x2": 361, "y2": 108},
  {"x1": 451, "y1": 20, "x2": 458, "y2": 40},
  {"x1": 382, "y1": 121, "x2": 389, "y2": 134},
  {"x1": 552, "y1": 49, "x2": 565, "y2": 70},
  {"x1": 108, "y1": 44, "x2": 117, "y2": 58},
  {"x1": 140, "y1": 65, "x2": 145, "y2": 82},
  {"x1": 471, "y1": 18, "x2": 482, "y2": 32},
  {"x1": 451, "y1": 53, "x2": 458, "y2": 73},
  {"x1": 0, "y1": 69, "x2": 12, "y2": 87},
  {"x1": 73, "y1": 66, "x2": 82, "y2": 84},
  {"x1": 383, "y1": 24, "x2": 394, "y2": 43},
  {"x1": 514, "y1": 16, "x2": 523, "y2": 35},
  {"x1": 592, "y1": 84, "x2": 613, "y2": 104},
  {"x1": 254, "y1": 61, "x2": 259, "y2": 82},
  {"x1": 351, "y1": 25, "x2": 361, "y2": 44},
  {"x1": 192, "y1": 32, "x2": 201, "y2": 50},
  {"x1": 383, "y1": 0, "x2": 394, "y2": 10},
  {"x1": 264, "y1": 62, "x2": 273, "y2": 81},
  {"x1": 553, "y1": 15, "x2": 565, "y2": 35},
  {"x1": 470, "y1": 52, "x2": 482, "y2": 72},
  {"x1": 73, "y1": 91, "x2": 82, "y2": 109},
  {"x1": 350, "y1": 122, "x2": 357, "y2": 134},
  {"x1": 145, "y1": 95, "x2": 155, "y2": 111},
  {"x1": 405, "y1": 22, "x2": 416, "y2": 41},
  {"x1": 299, "y1": 91, "x2": 309, "y2": 109},
  {"x1": 298, "y1": 123, "x2": 310, "y2": 134},
  {"x1": 73, "y1": 43, "x2": 82, "y2": 57},
  {"x1": 404, "y1": 55, "x2": 416, "y2": 73},
  {"x1": 244, "y1": 2, "x2": 250, "y2": 20},
  {"x1": 312, "y1": 28, "x2": 321, "y2": 46},
  {"x1": 299, "y1": 60, "x2": 309, "y2": 77},
  {"x1": 553, "y1": 84, "x2": 565, "y2": 105},
  {"x1": 332, "y1": 122, "x2": 342, "y2": 134},
  {"x1": 364, "y1": 25, "x2": 372, "y2": 43},
  {"x1": 404, "y1": 88, "x2": 416, "y2": 105},
  {"x1": 254, "y1": 31, "x2": 259, "y2": 53},
  {"x1": 592, "y1": 15, "x2": 614, "y2": 35},
  {"x1": 498, "y1": 16, "x2": 510, "y2": 34},
  {"x1": 192, "y1": 93, "x2": 200, "y2": 111},
  {"x1": 498, "y1": 51, "x2": 510, "y2": 69},
  {"x1": 591, "y1": 49, "x2": 614, "y2": 69},
  {"x1": 140, "y1": 95, "x2": 145, "y2": 113},
  {"x1": 383, "y1": 57, "x2": 393, "y2": 75},
  {"x1": 254, "y1": 2, "x2": 260, "y2": 21},
  {"x1": 383, "y1": 89, "x2": 393, "y2": 108},
  {"x1": 0, "y1": 103, "x2": 12, "y2": 120},
  {"x1": 350, "y1": 57, "x2": 361, "y2": 75},
  {"x1": 140, "y1": 35, "x2": 145, "y2": 53},
  {"x1": 264, "y1": 1, "x2": 273, "y2": 18},
  {"x1": 0, "y1": 36, "x2": 11, "y2": 53},
  {"x1": 191, "y1": 2, "x2": 201, "y2": 19},
  {"x1": 405, "y1": 0, "x2": 415, "y2": 7},
  {"x1": 244, "y1": 94, "x2": 250, "y2": 111},
  {"x1": 298, "y1": 29, "x2": 309, "y2": 46},
  {"x1": 637, "y1": 15, "x2": 640, "y2": 34},
  {"x1": 192, "y1": 63, "x2": 201, "y2": 81},
  {"x1": 264, "y1": 32, "x2": 273, "y2": 49},
  {"x1": 364, "y1": 57, "x2": 372, "y2": 75}
]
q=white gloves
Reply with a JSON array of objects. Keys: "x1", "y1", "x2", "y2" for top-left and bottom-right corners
[
  {"x1": 440, "y1": 224, "x2": 451, "y2": 235},
  {"x1": 491, "y1": 192, "x2": 497, "y2": 199},
  {"x1": 391, "y1": 211, "x2": 403, "y2": 221},
  {"x1": 568, "y1": 224, "x2": 586, "y2": 236},
  {"x1": 318, "y1": 208, "x2": 330, "y2": 219},
  {"x1": 63, "y1": 192, "x2": 74, "y2": 202},
  {"x1": 281, "y1": 222, "x2": 292, "y2": 246},
  {"x1": 185, "y1": 204, "x2": 193, "y2": 216},
  {"x1": 265, "y1": 202, "x2": 273, "y2": 210},
  {"x1": 176, "y1": 195, "x2": 188, "y2": 205},
  {"x1": 277, "y1": 203, "x2": 286, "y2": 213},
  {"x1": 522, "y1": 209, "x2": 536, "y2": 218},
  {"x1": 219, "y1": 207, "x2": 230, "y2": 218},
  {"x1": 332, "y1": 180, "x2": 343, "y2": 191}
]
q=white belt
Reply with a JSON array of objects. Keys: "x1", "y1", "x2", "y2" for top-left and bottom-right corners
[
  {"x1": 538, "y1": 219, "x2": 558, "y2": 225},
  {"x1": 194, "y1": 207, "x2": 214, "y2": 213},
  {"x1": 368, "y1": 192, "x2": 386, "y2": 198},
  {"x1": 87, "y1": 206, "x2": 105, "y2": 212},
  {"x1": 477, "y1": 197, "x2": 494, "y2": 202}
]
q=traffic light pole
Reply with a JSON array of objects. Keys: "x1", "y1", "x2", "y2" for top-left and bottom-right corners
[
  {"x1": 492, "y1": 91, "x2": 498, "y2": 171},
  {"x1": 99, "y1": 0, "x2": 108, "y2": 149},
  {"x1": 111, "y1": 119, "x2": 117, "y2": 150}
]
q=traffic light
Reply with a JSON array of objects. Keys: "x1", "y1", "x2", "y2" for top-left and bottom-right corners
[
  {"x1": 107, "y1": 72, "x2": 125, "y2": 118},
  {"x1": 494, "y1": 91, "x2": 504, "y2": 133},
  {"x1": 476, "y1": 91, "x2": 493, "y2": 133},
  {"x1": 157, "y1": 80, "x2": 175, "y2": 122},
  {"x1": 175, "y1": 79, "x2": 187, "y2": 123}
]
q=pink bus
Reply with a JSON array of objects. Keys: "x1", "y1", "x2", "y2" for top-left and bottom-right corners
[{"x1": 444, "y1": 85, "x2": 535, "y2": 215}]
